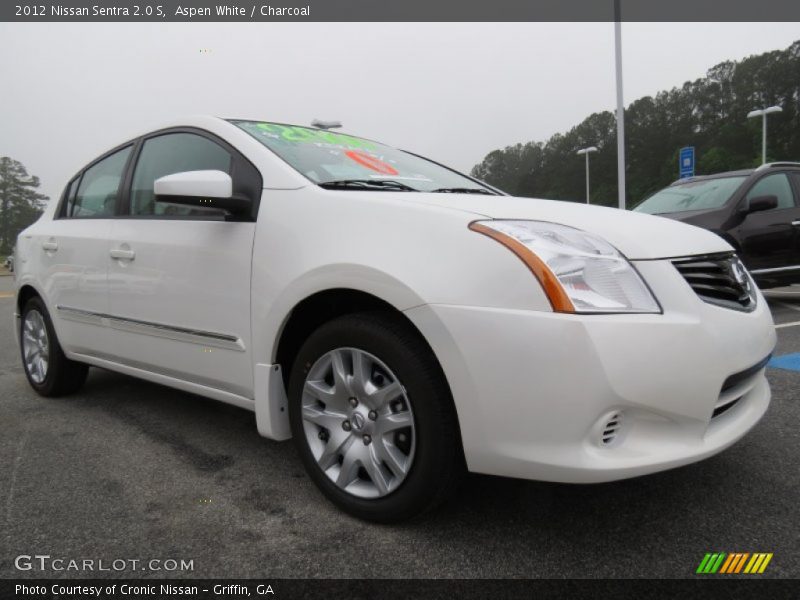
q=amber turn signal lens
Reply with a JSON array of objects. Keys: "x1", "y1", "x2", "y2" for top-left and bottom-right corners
[{"x1": 469, "y1": 222, "x2": 575, "y2": 313}]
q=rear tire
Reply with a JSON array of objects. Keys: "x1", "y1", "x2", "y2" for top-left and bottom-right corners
[
  {"x1": 20, "y1": 296, "x2": 88, "y2": 397},
  {"x1": 288, "y1": 312, "x2": 463, "y2": 522}
]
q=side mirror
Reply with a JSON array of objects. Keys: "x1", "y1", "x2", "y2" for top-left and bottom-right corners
[
  {"x1": 743, "y1": 194, "x2": 778, "y2": 214},
  {"x1": 154, "y1": 170, "x2": 251, "y2": 216}
]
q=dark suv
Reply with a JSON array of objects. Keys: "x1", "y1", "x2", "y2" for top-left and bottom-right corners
[{"x1": 635, "y1": 163, "x2": 800, "y2": 288}]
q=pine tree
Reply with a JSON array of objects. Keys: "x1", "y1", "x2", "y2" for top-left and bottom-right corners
[
  {"x1": 471, "y1": 39, "x2": 800, "y2": 208},
  {"x1": 0, "y1": 157, "x2": 48, "y2": 255}
]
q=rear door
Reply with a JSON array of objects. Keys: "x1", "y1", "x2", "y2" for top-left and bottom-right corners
[
  {"x1": 106, "y1": 130, "x2": 260, "y2": 398},
  {"x1": 735, "y1": 171, "x2": 800, "y2": 275},
  {"x1": 34, "y1": 145, "x2": 132, "y2": 357}
]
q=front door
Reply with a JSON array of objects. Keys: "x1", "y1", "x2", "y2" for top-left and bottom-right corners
[
  {"x1": 106, "y1": 131, "x2": 257, "y2": 398},
  {"x1": 736, "y1": 172, "x2": 800, "y2": 277}
]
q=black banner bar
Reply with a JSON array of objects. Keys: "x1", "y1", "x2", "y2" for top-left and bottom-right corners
[
  {"x1": 3, "y1": 0, "x2": 800, "y2": 22},
  {"x1": 1, "y1": 579, "x2": 799, "y2": 600}
]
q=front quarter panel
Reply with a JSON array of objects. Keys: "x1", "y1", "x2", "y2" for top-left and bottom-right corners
[{"x1": 251, "y1": 187, "x2": 554, "y2": 367}]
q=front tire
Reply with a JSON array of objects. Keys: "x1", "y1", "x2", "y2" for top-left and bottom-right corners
[
  {"x1": 20, "y1": 296, "x2": 88, "y2": 396},
  {"x1": 288, "y1": 312, "x2": 463, "y2": 522}
]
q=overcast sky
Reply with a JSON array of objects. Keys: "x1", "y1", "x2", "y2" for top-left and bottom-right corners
[{"x1": 1, "y1": 22, "x2": 799, "y2": 202}]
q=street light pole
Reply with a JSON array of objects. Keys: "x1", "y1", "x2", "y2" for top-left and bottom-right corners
[
  {"x1": 577, "y1": 146, "x2": 598, "y2": 204},
  {"x1": 614, "y1": 0, "x2": 626, "y2": 210},
  {"x1": 746, "y1": 106, "x2": 782, "y2": 164}
]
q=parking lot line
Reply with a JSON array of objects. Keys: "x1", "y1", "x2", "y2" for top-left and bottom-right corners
[
  {"x1": 769, "y1": 353, "x2": 800, "y2": 372},
  {"x1": 764, "y1": 289, "x2": 800, "y2": 297},
  {"x1": 776, "y1": 320, "x2": 800, "y2": 329},
  {"x1": 775, "y1": 301, "x2": 800, "y2": 313}
]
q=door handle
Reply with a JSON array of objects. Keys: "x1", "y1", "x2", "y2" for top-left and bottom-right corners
[
  {"x1": 42, "y1": 240, "x2": 58, "y2": 252},
  {"x1": 110, "y1": 248, "x2": 136, "y2": 261}
]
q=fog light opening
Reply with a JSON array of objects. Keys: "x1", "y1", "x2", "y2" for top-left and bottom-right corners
[{"x1": 599, "y1": 411, "x2": 624, "y2": 447}]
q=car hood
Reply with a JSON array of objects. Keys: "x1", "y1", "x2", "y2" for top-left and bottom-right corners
[{"x1": 404, "y1": 194, "x2": 732, "y2": 260}]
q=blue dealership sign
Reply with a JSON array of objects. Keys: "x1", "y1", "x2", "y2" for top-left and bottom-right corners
[{"x1": 679, "y1": 146, "x2": 695, "y2": 179}]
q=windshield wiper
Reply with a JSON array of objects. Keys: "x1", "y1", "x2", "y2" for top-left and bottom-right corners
[
  {"x1": 430, "y1": 187, "x2": 496, "y2": 195},
  {"x1": 319, "y1": 179, "x2": 418, "y2": 192}
]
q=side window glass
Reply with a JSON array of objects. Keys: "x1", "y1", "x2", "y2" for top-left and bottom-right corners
[
  {"x1": 131, "y1": 133, "x2": 232, "y2": 217},
  {"x1": 746, "y1": 173, "x2": 795, "y2": 210},
  {"x1": 70, "y1": 146, "x2": 132, "y2": 217}
]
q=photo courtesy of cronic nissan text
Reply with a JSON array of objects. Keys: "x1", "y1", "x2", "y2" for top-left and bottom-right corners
[{"x1": 1, "y1": 1, "x2": 799, "y2": 598}]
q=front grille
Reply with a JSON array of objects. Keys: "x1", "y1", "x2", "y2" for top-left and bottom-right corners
[
  {"x1": 712, "y1": 355, "x2": 770, "y2": 419},
  {"x1": 720, "y1": 355, "x2": 771, "y2": 392},
  {"x1": 712, "y1": 398, "x2": 741, "y2": 418},
  {"x1": 672, "y1": 253, "x2": 756, "y2": 312}
]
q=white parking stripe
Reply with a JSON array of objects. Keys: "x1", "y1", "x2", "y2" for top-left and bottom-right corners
[
  {"x1": 775, "y1": 301, "x2": 800, "y2": 313},
  {"x1": 776, "y1": 320, "x2": 800, "y2": 329}
]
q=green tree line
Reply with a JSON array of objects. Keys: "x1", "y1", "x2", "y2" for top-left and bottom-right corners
[
  {"x1": 0, "y1": 157, "x2": 48, "y2": 255},
  {"x1": 471, "y1": 40, "x2": 800, "y2": 207}
]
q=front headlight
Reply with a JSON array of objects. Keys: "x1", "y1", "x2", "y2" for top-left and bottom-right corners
[{"x1": 470, "y1": 220, "x2": 660, "y2": 314}]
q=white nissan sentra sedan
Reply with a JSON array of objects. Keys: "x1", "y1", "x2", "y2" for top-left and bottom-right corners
[{"x1": 14, "y1": 116, "x2": 776, "y2": 521}]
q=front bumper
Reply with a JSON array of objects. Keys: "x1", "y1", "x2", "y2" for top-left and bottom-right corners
[{"x1": 404, "y1": 259, "x2": 776, "y2": 483}]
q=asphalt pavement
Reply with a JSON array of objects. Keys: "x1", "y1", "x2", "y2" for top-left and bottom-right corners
[{"x1": 1, "y1": 274, "x2": 798, "y2": 579}]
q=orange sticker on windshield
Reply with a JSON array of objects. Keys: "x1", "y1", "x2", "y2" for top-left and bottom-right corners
[{"x1": 345, "y1": 150, "x2": 399, "y2": 175}]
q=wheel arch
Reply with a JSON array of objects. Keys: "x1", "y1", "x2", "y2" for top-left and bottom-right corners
[
  {"x1": 274, "y1": 288, "x2": 425, "y2": 388},
  {"x1": 16, "y1": 283, "x2": 41, "y2": 315},
  {"x1": 14, "y1": 283, "x2": 46, "y2": 348},
  {"x1": 257, "y1": 287, "x2": 463, "y2": 453}
]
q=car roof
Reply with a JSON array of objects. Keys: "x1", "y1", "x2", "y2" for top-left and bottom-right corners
[
  {"x1": 669, "y1": 170, "x2": 753, "y2": 186},
  {"x1": 669, "y1": 162, "x2": 800, "y2": 186}
]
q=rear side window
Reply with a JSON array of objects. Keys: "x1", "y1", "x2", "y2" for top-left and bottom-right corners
[
  {"x1": 68, "y1": 146, "x2": 132, "y2": 217},
  {"x1": 746, "y1": 173, "x2": 796, "y2": 210},
  {"x1": 130, "y1": 133, "x2": 232, "y2": 217}
]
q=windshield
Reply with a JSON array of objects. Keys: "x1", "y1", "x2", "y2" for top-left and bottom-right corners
[
  {"x1": 231, "y1": 120, "x2": 494, "y2": 194},
  {"x1": 634, "y1": 176, "x2": 746, "y2": 214}
]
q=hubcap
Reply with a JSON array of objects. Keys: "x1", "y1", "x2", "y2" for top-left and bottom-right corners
[
  {"x1": 301, "y1": 347, "x2": 416, "y2": 499},
  {"x1": 22, "y1": 310, "x2": 49, "y2": 384}
]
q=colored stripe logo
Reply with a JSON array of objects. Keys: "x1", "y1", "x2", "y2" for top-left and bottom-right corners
[{"x1": 697, "y1": 552, "x2": 773, "y2": 574}]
